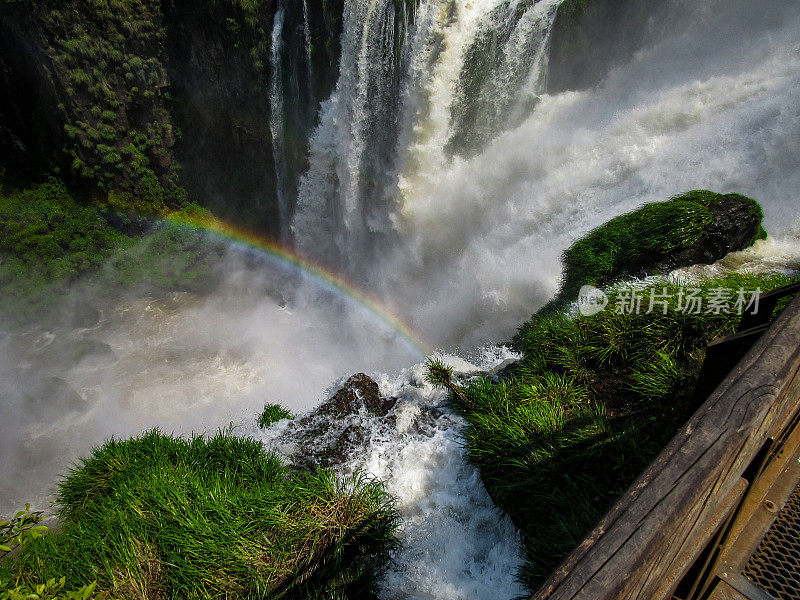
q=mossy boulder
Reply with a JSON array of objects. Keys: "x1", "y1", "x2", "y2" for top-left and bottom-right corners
[{"x1": 554, "y1": 190, "x2": 767, "y2": 307}]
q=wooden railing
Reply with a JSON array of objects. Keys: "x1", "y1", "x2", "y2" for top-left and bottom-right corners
[{"x1": 532, "y1": 291, "x2": 800, "y2": 600}]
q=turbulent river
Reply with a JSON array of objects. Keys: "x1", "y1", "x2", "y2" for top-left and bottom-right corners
[{"x1": 3, "y1": 0, "x2": 800, "y2": 597}]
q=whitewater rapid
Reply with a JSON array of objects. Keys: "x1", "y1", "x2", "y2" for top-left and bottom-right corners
[{"x1": 248, "y1": 353, "x2": 526, "y2": 600}]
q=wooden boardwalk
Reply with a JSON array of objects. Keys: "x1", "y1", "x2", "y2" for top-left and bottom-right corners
[{"x1": 532, "y1": 291, "x2": 800, "y2": 600}]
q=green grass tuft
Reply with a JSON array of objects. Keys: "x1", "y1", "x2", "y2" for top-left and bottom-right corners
[
  {"x1": 4, "y1": 430, "x2": 400, "y2": 599},
  {"x1": 257, "y1": 403, "x2": 294, "y2": 429},
  {"x1": 424, "y1": 357, "x2": 454, "y2": 388}
]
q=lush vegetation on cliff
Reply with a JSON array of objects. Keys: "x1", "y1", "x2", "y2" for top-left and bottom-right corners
[
  {"x1": 0, "y1": 178, "x2": 223, "y2": 324},
  {"x1": 1, "y1": 430, "x2": 400, "y2": 599},
  {"x1": 427, "y1": 191, "x2": 796, "y2": 589},
  {"x1": 434, "y1": 271, "x2": 798, "y2": 589}
]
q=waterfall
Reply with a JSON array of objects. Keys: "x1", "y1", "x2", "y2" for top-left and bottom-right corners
[
  {"x1": 445, "y1": 0, "x2": 564, "y2": 156},
  {"x1": 395, "y1": 0, "x2": 564, "y2": 230},
  {"x1": 5, "y1": 0, "x2": 800, "y2": 597},
  {"x1": 292, "y1": 0, "x2": 564, "y2": 272},
  {"x1": 289, "y1": 0, "x2": 800, "y2": 348},
  {"x1": 292, "y1": 0, "x2": 561, "y2": 274},
  {"x1": 302, "y1": 0, "x2": 315, "y2": 101},
  {"x1": 269, "y1": 4, "x2": 290, "y2": 241},
  {"x1": 292, "y1": 0, "x2": 407, "y2": 271}
]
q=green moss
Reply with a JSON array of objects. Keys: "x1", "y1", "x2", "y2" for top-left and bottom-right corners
[
  {"x1": 556, "y1": 190, "x2": 766, "y2": 307},
  {"x1": 6, "y1": 430, "x2": 400, "y2": 599}
]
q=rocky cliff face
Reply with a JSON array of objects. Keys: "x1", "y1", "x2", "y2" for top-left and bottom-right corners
[
  {"x1": 161, "y1": 0, "x2": 345, "y2": 232},
  {"x1": 1, "y1": 0, "x2": 184, "y2": 207},
  {"x1": 0, "y1": 6, "x2": 67, "y2": 185},
  {"x1": 0, "y1": 0, "x2": 345, "y2": 235}
]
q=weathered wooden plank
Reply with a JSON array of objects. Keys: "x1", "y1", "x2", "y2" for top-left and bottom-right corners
[
  {"x1": 707, "y1": 580, "x2": 748, "y2": 600},
  {"x1": 533, "y1": 294, "x2": 800, "y2": 600}
]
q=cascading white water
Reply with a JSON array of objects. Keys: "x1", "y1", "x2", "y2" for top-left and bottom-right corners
[
  {"x1": 292, "y1": 0, "x2": 568, "y2": 271},
  {"x1": 249, "y1": 356, "x2": 526, "y2": 600},
  {"x1": 294, "y1": 0, "x2": 800, "y2": 349},
  {"x1": 302, "y1": 0, "x2": 314, "y2": 98},
  {"x1": 397, "y1": 0, "x2": 564, "y2": 229},
  {"x1": 269, "y1": 4, "x2": 290, "y2": 240},
  {"x1": 292, "y1": 0, "x2": 403, "y2": 267},
  {"x1": 289, "y1": 0, "x2": 800, "y2": 348}
]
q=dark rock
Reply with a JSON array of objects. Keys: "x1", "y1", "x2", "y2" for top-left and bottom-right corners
[
  {"x1": 161, "y1": 0, "x2": 347, "y2": 235},
  {"x1": 282, "y1": 373, "x2": 408, "y2": 469},
  {"x1": 492, "y1": 358, "x2": 522, "y2": 381},
  {"x1": 642, "y1": 195, "x2": 766, "y2": 276},
  {"x1": 323, "y1": 373, "x2": 397, "y2": 417}
]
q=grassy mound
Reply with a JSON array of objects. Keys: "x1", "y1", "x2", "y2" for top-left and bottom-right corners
[
  {"x1": 2, "y1": 430, "x2": 400, "y2": 599},
  {"x1": 555, "y1": 190, "x2": 766, "y2": 309},
  {"x1": 433, "y1": 271, "x2": 796, "y2": 590}
]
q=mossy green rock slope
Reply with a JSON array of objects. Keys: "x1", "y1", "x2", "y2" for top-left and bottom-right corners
[{"x1": 554, "y1": 190, "x2": 766, "y2": 307}]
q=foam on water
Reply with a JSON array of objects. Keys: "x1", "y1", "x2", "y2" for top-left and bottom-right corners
[
  {"x1": 249, "y1": 356, "x2": 525, "y2": 600},
  {"x1": 671, "y1": 235, "x2": 800, "y2": 282}
]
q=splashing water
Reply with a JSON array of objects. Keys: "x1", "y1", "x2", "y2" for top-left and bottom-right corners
[
  {"x1": 290, "y1": 0, "x2": 800, "y2": 348},
  {"x1": 249, "y1": 357, "x2": 526, "y2": 600}
]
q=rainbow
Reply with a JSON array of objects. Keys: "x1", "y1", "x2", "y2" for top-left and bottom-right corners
[{"x1": 162, "y1": 212, "x2": 431, "y2": 357}]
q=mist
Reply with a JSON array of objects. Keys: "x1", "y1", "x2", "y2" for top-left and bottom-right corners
[{"x1": 0, "y1": 243, "x2": 421, "y2": 515}]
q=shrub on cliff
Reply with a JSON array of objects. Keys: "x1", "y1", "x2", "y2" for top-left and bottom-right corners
[
  {"x1": 0, "y1": 179, "x2": 132, "y2": 319},
  {"x1": 0, "y1": 180, "x2": 221, "y2": 324},
  {"x1": 4, "y1": 430, "x2": 400, "y2": 599}
]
